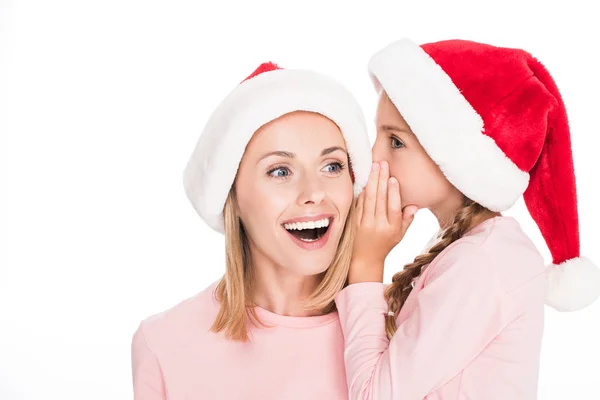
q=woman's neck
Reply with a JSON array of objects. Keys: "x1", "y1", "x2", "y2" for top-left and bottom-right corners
[{"x1": 249, "y1": 249, "x2": 324, "y2": 317}]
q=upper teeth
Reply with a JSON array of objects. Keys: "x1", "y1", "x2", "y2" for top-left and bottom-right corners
[{"x1": 284, "y1": 218, "x2": 330, "y2": 230}]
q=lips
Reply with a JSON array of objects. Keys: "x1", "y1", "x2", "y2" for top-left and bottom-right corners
[{"x1": 281, "y1": 214, "x2": 334, "y2": 250}]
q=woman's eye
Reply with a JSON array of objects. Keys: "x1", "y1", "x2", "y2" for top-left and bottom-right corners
[
  {"x1": 390, "y1": 136, "x2": 405, "y2": 149},
  {"x1": 322, "y1": 162, "x2": 345, "y2": 175},
  {"x1": 268, "y1": 166, "x2": 291, "y2": 178}
]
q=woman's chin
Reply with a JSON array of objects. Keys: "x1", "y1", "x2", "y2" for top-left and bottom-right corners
[{"x1": 289, "y1": 262, "x2": 332, "y2": 277}]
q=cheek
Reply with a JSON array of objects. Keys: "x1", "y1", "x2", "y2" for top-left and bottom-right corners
[
  {"x1": 236, "y1": 181, "x2": 290, "y2": 233},
  {"x1": 388, "y1": 155, "x2": 414, "y2": 193},
  {"x1": 328, "y1": 177, "x2": 354, "y2": 217},
  {"x1": 388, "y1": 152, "x2": 450, "y2": 207}
]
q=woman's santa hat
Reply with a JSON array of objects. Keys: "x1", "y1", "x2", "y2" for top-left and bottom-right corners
[
  {"x1": 368, "y1": 38, "x2": 600, "y2": 312},
  {"x1": 183, "y1": 62, "x2": 371, "y2": 234}
]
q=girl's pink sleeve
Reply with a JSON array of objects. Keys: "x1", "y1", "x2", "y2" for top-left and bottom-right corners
[
  {"x1": 335, "y1": 243, "x2": 507, "y2": 399},
  {"x1": 131, "y1": 323, "x2": 166, "y2": 400}
]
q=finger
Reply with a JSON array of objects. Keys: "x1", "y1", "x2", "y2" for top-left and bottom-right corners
[
  {"x1": 401, "y1": 205, "x2": 419, "y2": 233},
  {"x1": 387, "y1": 176, "x2": 402, "y2": 225},
  {"x1": 355, "y1": 191, "x2": 365, "y2": 225},
  {"x1": 375, "y1": 161, "x2": 389, "y2": 224},
  {"x1": 363, "y1": 162, "x2": 380, "y2": 222}
]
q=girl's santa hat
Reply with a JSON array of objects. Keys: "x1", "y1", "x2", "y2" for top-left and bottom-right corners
[
  {"x1": 368, "y1": 38, "x2": 600, "y2": 312},
  {"x1": 183, "y1": 62, "x2": 371, "y2": 234}
]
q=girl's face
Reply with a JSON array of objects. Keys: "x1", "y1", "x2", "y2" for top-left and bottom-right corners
[
  {"x1": 372, "y1": 92, "x2": 462, "y2": 211},
  {"x1": 234, "y1": 111, "x2": 354, "y2": 277}
]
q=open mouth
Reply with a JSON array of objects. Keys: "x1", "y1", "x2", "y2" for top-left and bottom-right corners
[{"x1": 282, "y1": 217, "x2": 332, "y2": 242}]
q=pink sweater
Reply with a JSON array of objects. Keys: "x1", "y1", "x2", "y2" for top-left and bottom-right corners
[
  {"x1": 335, "y1": 216, "x2": 546, "y2": 399},
  {"x1": 131, "y1": 283, "x2": 348, "y2": 399}
]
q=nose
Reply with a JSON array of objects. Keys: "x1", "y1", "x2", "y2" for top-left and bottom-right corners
[
  {"x1": 297, "y1": 175, "x2": 326, "y2": 206},
  {"x1": 372, "y1": 135, "x2": 390, "y2": 163}
]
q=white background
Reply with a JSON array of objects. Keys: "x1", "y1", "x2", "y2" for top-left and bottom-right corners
[{"x1": 2, "y1": 0, "x2": 599, "y2": 399}]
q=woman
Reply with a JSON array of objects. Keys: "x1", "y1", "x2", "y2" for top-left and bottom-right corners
[{"x1": 131, "y1": 62, "x2": 372, "y2": 399}]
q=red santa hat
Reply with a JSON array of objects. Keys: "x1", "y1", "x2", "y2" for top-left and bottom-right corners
[
  {"x1": 368, "y1": 38, "x2": 600, "y2": 312},
  {"x1": 183, "y1": 62, "x2": 371, "y2": 234}
]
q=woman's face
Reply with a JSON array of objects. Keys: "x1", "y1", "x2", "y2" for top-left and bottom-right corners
[{"x1": 234, "y1": 111, "x2": 354, "y2": 276}]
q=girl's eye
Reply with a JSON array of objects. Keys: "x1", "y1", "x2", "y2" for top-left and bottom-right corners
[
  {"x1": 390, "y1": 136, "x2": 405, "y2": 149},
  {"x1": 267, "y1": 166, "x2": 291, "y2": 179},
  {"x1": 322, "y1": 162, "x2": 346, "y2": 175}
]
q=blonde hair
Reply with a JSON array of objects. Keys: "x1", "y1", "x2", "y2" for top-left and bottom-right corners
[
  {"x1": 211, "y1": 189, "x2": 356, "y2": 341},
  {"x1": 383, "y1": 196, "x2": 490, "y2": 340}
]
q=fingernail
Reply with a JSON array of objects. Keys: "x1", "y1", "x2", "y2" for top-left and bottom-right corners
[
  {"x1": 389, "y1": 177, "x2": 397, "y2": 185},
  {"x1": 381, "y1": 160, "x2": 388, "y2": 170},
  {"x1": 372, "y1": 162, "x2": 379, "y2": 171}
]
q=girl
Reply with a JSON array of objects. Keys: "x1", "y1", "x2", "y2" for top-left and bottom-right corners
[
  {"x1": 131, "y1": 62, "x2": 372, "y2": 399},
  {"x1": 335, "y1": 38, "x2": 600, "y2": 399}
]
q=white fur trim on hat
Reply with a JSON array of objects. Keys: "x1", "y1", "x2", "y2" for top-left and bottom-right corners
[
  {"x1": 368, "y1": 39, "x2": 530, "y2": 211},
  {"x1": 183, "y1": 69, "x2": 372, "y2": 234},
  {"x1": 545, "y1": 256, "x2": 600, "y2": 312}
]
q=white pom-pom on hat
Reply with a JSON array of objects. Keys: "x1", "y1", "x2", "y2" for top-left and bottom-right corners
[{"x1": 545, "y1": 256, "x2": 600, "y2": 312}]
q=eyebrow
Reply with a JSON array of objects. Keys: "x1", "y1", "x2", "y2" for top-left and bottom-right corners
[
  {"x1": 258, "y1": 146, "x2": 347, "y2": 163},
  {"x1": 321, "y1": 146, "x2": 347, "y2": 156},
  {"x1": 258, "y1": 151, "x2": 296, "y2": 162},
  {"x1": 380, "y1": 124, "x2": 411, "y2": 134}
]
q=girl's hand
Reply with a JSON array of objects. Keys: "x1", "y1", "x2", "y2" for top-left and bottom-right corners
[{"x1": 349, "y1": 161, "x2": 418, "y2": 284}]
